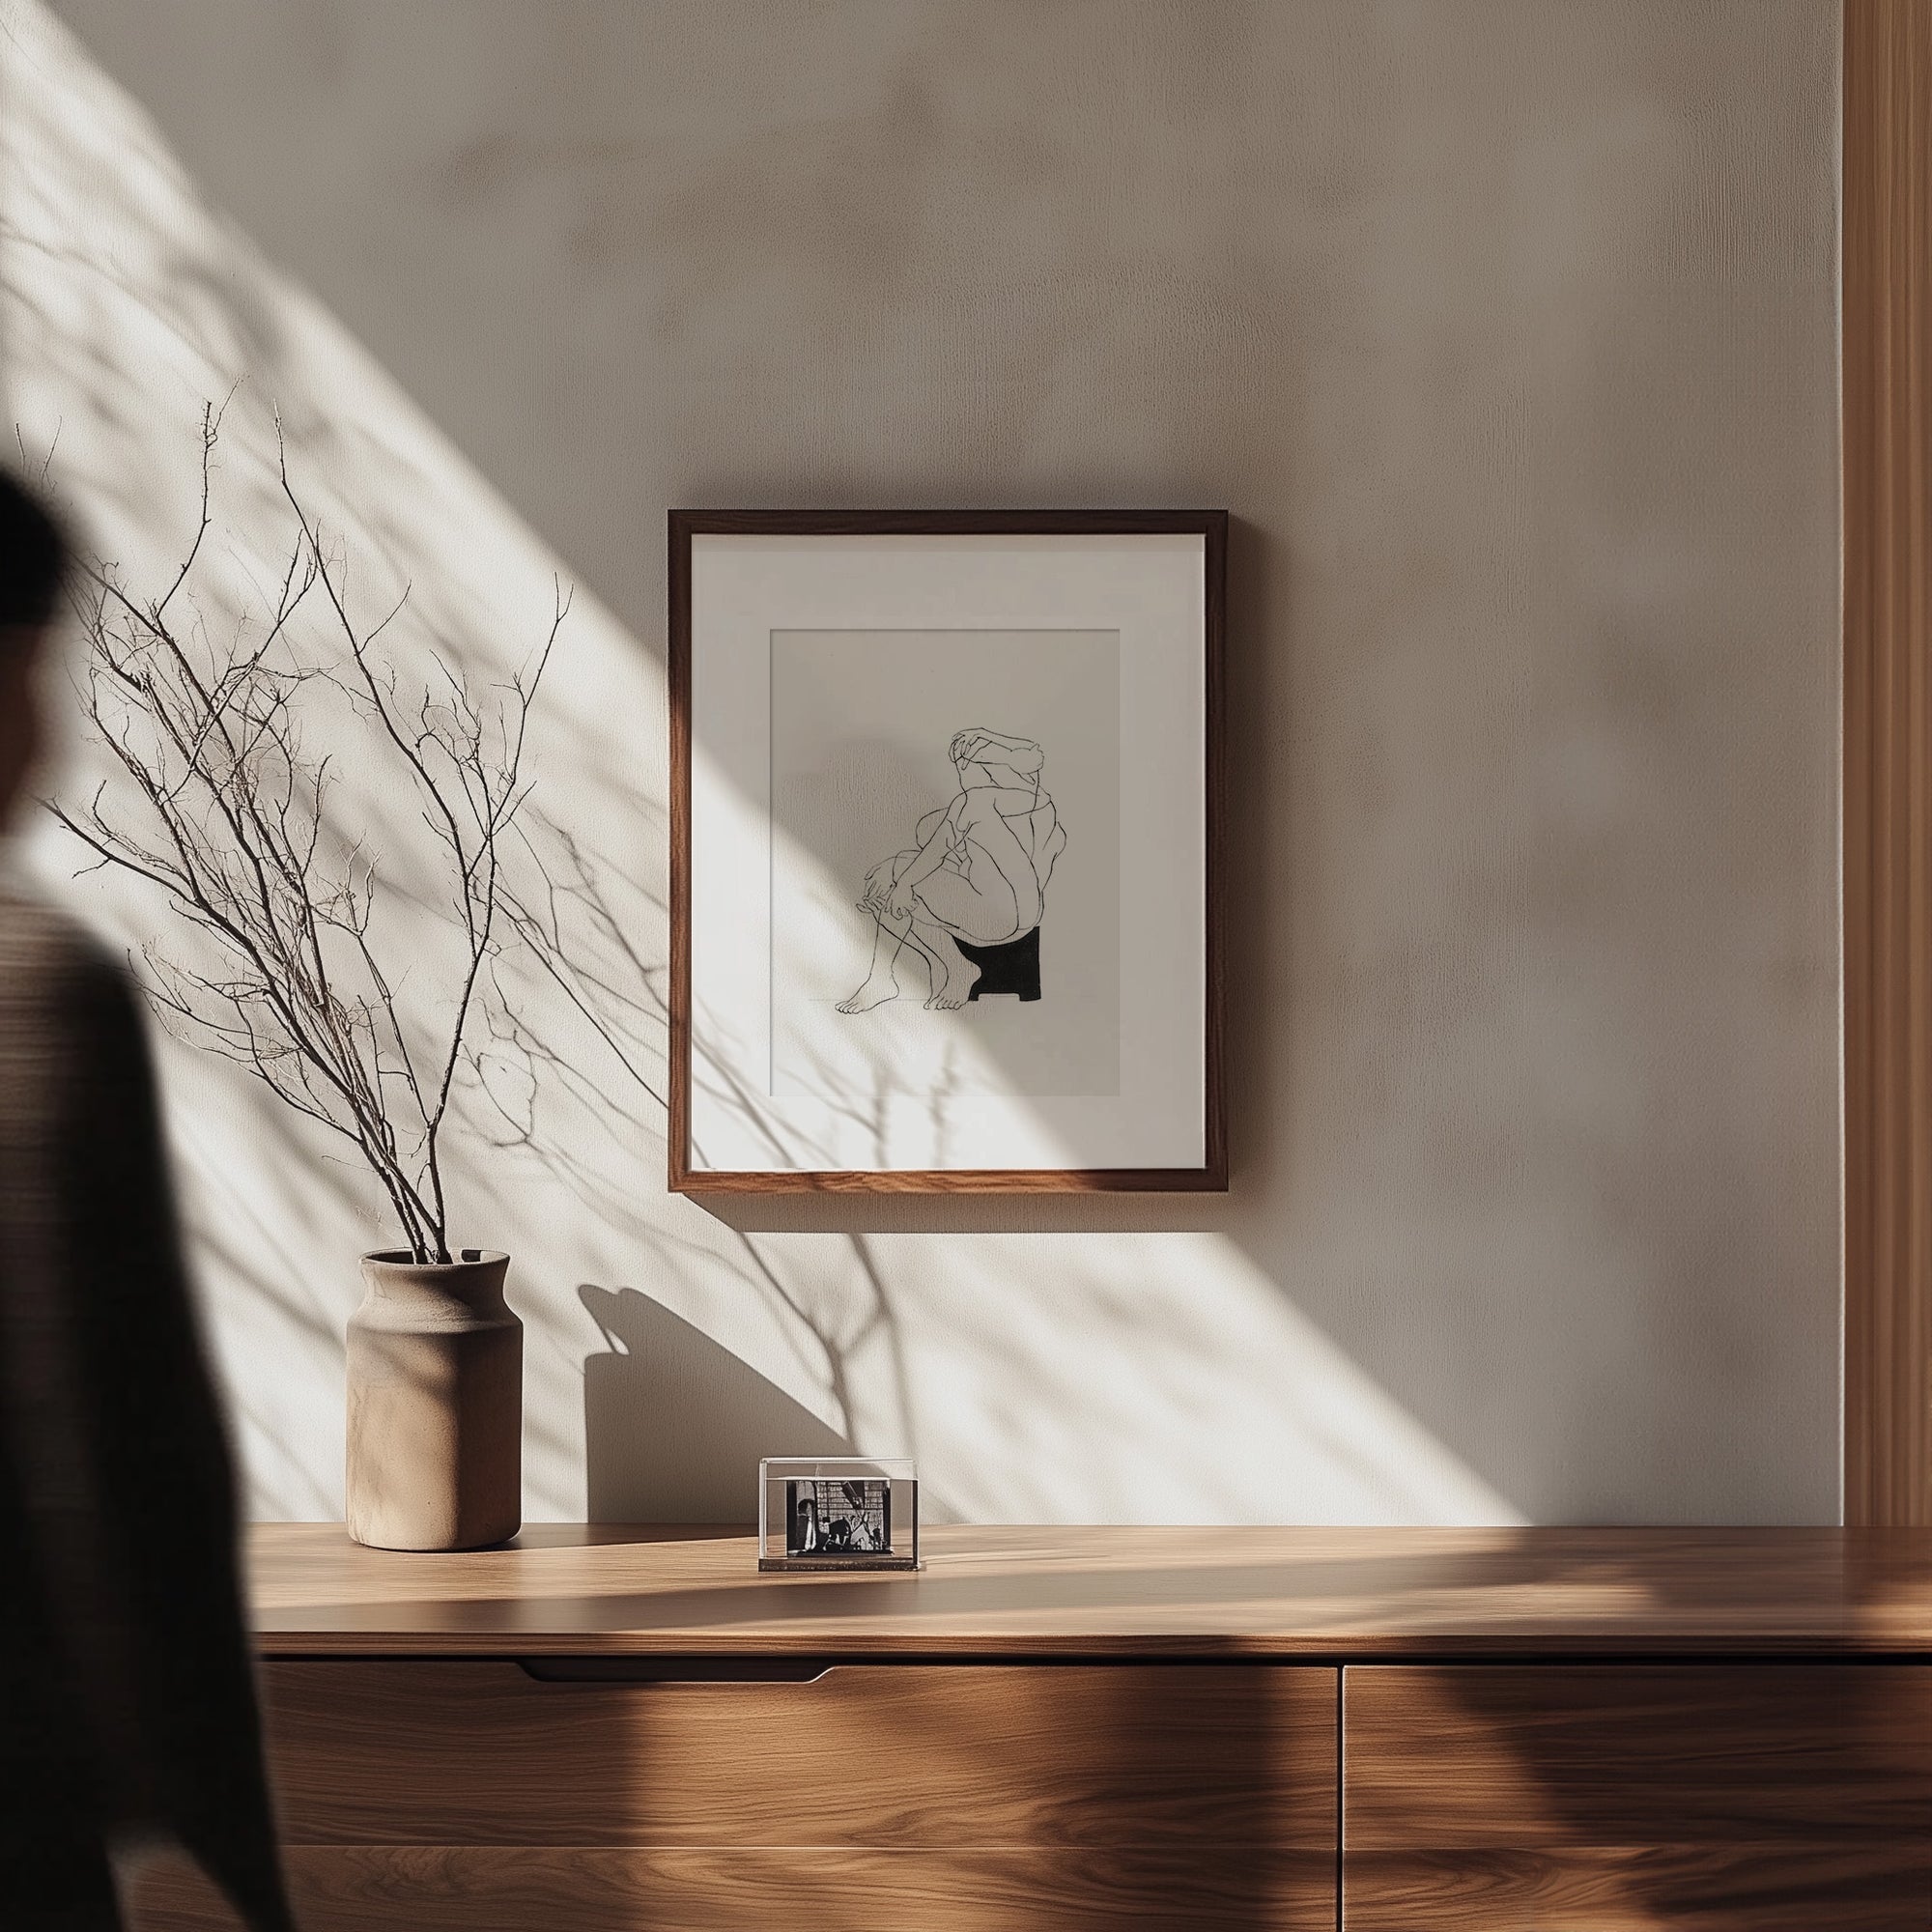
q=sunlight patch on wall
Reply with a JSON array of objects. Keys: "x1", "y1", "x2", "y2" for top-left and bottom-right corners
[{"x1": 0, "y1": 0, "x2": 1520, "y2": 1526}]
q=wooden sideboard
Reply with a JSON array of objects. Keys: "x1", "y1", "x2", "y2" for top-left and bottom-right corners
[{"x1": 127, "y1": 1525, "x2": 1932, "y2": 1930}]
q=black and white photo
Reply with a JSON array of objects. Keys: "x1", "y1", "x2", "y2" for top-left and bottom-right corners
[{"x1": 785, "y1": 1477, "x2": 893, "y2": 1558}]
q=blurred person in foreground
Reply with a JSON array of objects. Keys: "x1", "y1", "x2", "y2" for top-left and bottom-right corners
[{"x1": 0, "y1": 470, "x2": 293, "y2": 1930}]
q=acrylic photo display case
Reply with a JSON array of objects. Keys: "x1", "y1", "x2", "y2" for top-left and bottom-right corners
[{"x1": 759, "y1": 1457, "x2": 920, "y2": 1572}]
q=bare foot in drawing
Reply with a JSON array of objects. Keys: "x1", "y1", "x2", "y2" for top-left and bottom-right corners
[
  {"x1": 838, "y1": 972, "x2": 900, "y2": 1013},
  {"x1": 838, "y1": 899, "x2": 928, "y2": 1012},
  {"x1": 923, "y1": 939, "x2": 981, "y2": 1011}
]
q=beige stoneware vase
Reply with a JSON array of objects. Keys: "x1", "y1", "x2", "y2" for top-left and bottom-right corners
[{"x1": 345, "y1": 1248, "x2": 522, "y2": 1551}]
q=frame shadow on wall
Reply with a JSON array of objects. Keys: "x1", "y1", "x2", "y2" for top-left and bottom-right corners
[{"x1": 686, "y1": 512, "x2": 1280, "y2": 1238}]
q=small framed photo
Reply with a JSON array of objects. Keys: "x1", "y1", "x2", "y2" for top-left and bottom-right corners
[
  {"x1": 759, "y1": 1457, "x2": 920, "y2": 1572},
  {"x1": 668, "y1": 510, "x2": 1226, "y2": 1193}
]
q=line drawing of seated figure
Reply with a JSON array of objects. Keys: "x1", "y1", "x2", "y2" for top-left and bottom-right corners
[{"x1": 838, "y1": 727, "x2": 1068, "y2": 1013}]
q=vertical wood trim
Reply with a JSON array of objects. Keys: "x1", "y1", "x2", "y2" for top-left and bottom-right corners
[{"x1": 1844, "y1": 0, "x2": 1932, "y2": 1525}]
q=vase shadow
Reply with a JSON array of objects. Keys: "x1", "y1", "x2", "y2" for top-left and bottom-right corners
[{"x1": 581, "y1": 1285, "x2": 851, "y2": 1523}]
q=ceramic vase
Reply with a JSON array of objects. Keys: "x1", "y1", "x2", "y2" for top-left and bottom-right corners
[{"x1": 345, "y1": 1248, "x2": 522, "y2": 1551}]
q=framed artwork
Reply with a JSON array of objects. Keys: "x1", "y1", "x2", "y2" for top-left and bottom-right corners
[{"x1": 668, "y1": 509, "x2": 1225, "y2": 1193}]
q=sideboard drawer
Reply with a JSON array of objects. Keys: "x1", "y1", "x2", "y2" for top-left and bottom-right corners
[
  {"x1": 264, "y1": 1659, "x2": 1337, "y2": 1850},
  {"x1": 1343, "y1": 1664, "x2": 1932, "y2": 1931},
  {"x1": 122, "y1": 1661, "x2": 1337, "y2": 1928}
]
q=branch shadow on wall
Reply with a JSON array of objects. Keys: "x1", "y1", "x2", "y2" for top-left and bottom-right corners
[{"x1": 480, "y1": 823, "x2": 925, "y2": 1511}]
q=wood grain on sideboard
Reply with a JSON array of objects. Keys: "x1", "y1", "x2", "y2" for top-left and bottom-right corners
[
  {"x1": 246, "y1": 1522, "x2": 1932, "y2": 1658},
  {"x1": 125, "y1": 1528, "x2": 1932, "y2": 1932},
  {"x1": 260, "y1": 1659, "x2": 1337, "y2": 1848},
  {"x1": 1344, "y1": 1662, "x2": 1932, "y2": 1930},
  {"x1": 132, "y1": 1845, "x2": 1337, "y2": 1932}
]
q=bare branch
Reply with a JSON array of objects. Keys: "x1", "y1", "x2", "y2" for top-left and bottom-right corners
[{"x1": 41, "y1": 410, "x2": 566, "y2": 1264}]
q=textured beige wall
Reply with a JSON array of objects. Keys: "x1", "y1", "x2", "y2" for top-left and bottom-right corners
[{"x1": 16, "y1": 0, "x2": 1840, "y2": 1520}]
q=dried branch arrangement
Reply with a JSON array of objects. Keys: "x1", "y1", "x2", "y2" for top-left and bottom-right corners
[{"x1": 48, "y1": 405, "x2": 564, "y2": 1264}]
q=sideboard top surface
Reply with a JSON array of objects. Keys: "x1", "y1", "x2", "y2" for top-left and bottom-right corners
[{"x1": 245, "y1": 1524, "x2": 1932, "y2": 1659}]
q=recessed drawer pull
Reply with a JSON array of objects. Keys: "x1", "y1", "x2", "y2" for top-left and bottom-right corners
[{"x1": 517, "y1": 1657, "x2": 836, "y2": 1685}]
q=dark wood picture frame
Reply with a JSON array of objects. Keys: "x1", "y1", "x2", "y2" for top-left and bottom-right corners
[{"x1": 668, "y1": 508, "x2": 1227, "y2": 1195}]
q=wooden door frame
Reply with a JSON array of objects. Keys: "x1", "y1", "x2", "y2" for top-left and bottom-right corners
[{"x1": 1843, "y1": 0, "x2": 1932, "y2": 1525}]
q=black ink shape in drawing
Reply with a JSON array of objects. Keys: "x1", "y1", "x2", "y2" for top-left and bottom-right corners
[{"x1": 838, "y1": 728, "x2": 1066, "y2": 1013}]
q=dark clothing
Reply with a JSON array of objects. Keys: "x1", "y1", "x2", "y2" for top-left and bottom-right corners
[{"x1": 0, "y1": 885, "x2": 292, "y2": 1931}]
